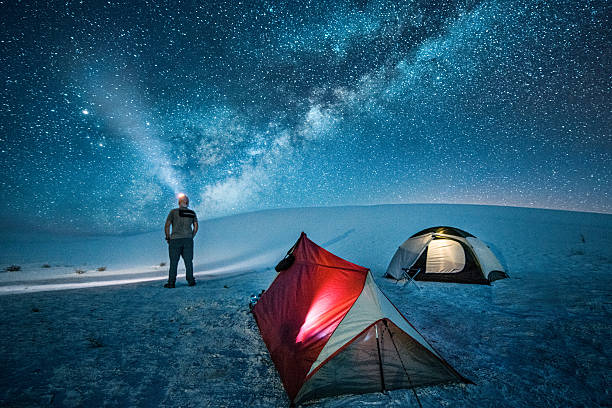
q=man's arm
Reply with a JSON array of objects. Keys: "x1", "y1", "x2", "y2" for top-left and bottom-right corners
[
  {"x1": 165, "y1": 211, "x2": 173, "y2": 242},
  {"x1": 192, "y1": 220, "x2": 198, "y2": 238},
  {"x1": 164, "y1": 219, "x2": 171, "y2": 241}
]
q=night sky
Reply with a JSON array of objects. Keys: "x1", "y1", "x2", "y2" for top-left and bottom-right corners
[{"x1": 1, "y1": 0, "x2": 610, "y2": 234}]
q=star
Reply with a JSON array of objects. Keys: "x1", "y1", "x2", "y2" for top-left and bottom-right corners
[{"x1": 0, "y1": 0, "x2": 608, "y2": 234}]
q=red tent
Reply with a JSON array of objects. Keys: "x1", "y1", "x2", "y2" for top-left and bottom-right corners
[{"x1": 253, "y1": 233, "x2": 469, "y2": 405}]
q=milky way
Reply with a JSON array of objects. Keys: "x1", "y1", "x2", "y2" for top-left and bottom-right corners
[{"x1": 0, "y1": 0, "x2": 610, "y2": 234}]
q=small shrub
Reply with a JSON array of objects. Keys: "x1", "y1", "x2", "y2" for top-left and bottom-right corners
[
  {"x1": 86, "y1": 337, "x2": 104, "y2": 348},
  {"x1": 5, "y1": 265, "x2": 21, "y2": 272},
  {"x1": 96, "y1": 266, "x2": 107, "y2": 271},
  {"x1": 75, "y1": 269, "x2": 86, "y2": 274},
  {"x1": 569, "y1": 248, "x2": 585, "y2": 256},
  {"x1": 41, "y1": 264, "x2": 51, "y2": 268},
  {"x1": 159, "y1": 262, "x2": 166, "y2": 267}
]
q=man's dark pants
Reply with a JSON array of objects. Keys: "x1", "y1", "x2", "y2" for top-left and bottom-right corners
[{"x1": 168, "y1": 238, "x2": 194, "y2": 284}]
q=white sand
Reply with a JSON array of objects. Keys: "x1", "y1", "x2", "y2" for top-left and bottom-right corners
[{"x1": 0, "y1": 204, "x2": 610, "y2": 406}]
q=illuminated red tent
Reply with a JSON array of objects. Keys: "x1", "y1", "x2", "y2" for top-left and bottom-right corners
[{"x1": 253, "y1": 232, "x2": 469, "y2": 405}]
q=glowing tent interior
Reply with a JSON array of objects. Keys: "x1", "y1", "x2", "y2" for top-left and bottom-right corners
[
  {"x1": 252, "y1": 232, "x2": 470, "y2": 405},
  {"x1": 385, "y1": 226, "x2": 509, "y2": 284}
]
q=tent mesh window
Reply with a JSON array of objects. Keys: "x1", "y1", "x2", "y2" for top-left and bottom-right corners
[{"x1": 409, "y1": 238, "x2": 487, "y2": 284}]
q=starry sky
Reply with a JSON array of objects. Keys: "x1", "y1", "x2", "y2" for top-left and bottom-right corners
[{"x1": 1, "y1": 0, "x2": 610, "y2": 234}]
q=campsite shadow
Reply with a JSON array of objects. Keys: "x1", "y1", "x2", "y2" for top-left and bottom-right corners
[{"x1": 321, "y1": 228, "x2": 356, "y2": 248}]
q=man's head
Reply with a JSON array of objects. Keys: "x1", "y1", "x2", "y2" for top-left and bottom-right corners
[{"x1": 178, "y1": 193, "x2": 189, "y2": 208}]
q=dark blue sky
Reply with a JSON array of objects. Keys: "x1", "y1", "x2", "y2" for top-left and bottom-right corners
[{"x1": 1, "y1": 0, "x2": 610, "y2": 234}]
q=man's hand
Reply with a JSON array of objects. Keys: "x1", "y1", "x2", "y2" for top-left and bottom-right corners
[{"x1": 165, "y1": 236, "x2": 170, "y2": 243}]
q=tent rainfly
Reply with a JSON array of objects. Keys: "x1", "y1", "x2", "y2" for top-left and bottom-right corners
[
  {"x1": 385, "y1": 226, "x2": 508, "y2": 284},
  {"x1": 253, "y1": 232, "x2": 470, "y2": 405}
]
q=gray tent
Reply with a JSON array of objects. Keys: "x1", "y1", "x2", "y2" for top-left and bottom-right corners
[{"x1": 385, "y1": 226, "x2": 508, "y2": 284}]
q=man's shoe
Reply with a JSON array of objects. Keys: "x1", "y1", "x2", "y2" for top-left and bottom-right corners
[
  {"x1": 187, "y1": 281, "x2": 196, "y2": 287},
  {"x1": 164, "y1": 282, "x2": 175, "y2": 288}
]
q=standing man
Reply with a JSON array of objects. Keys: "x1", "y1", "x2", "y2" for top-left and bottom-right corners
[{"x1": 164, "y1": 193, "x2": 198, "y2": 288}]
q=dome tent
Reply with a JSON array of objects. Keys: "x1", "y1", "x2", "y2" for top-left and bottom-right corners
[
  {"x1": 253, "y1": 232, "x2": 470, "y2": 406},
  {"x1": 385, "y1": 226, "x2": 508, "y2": 284}
]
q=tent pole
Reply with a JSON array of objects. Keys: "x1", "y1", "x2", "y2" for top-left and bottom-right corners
[
  {"x1": 375, "y1": 323, "x2": 386, "y2": 393},
  {"x1": 383, "y1": 320, "x2": 423, "y2": 408}
]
